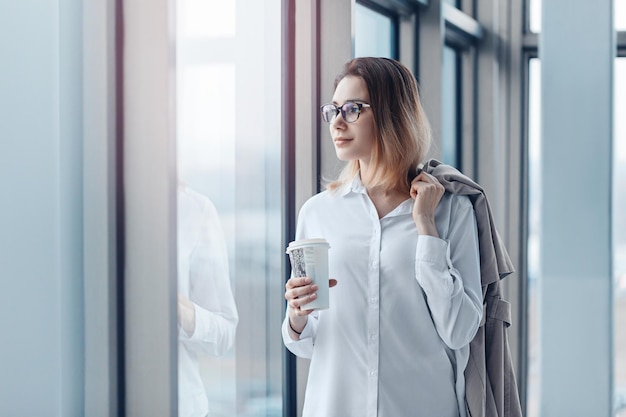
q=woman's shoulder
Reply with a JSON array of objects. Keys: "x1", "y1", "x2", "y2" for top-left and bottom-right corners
[
  {"x1": 437, "y1": 192, "x2": 474, "y2": 222},
  {"x1": 178, "y1": 185, "x2": 220, "y2": 219},
  {"x1": 300, "y1": 190, "x2": 334, "y2": 212},
  {"x1": 448, "y1": 192, "x2": 473, "y2": 211}
]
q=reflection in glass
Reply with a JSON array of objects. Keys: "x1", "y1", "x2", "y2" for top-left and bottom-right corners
[
  {"x1": 354, "y1": 3, "x2": 394, "y2": 59},
  {"x1": 176, "y1": 0, "x2": 284, "y2": 416},
  {"x1": 177, "y1": 184, "x2": 239, "y2": 417},
  {"x1": 526, "y1": 57, "x2": 541, "y2": 417},
  {"x1": 614, "y1": 58, "x2": 626, "y2": 417},
  {"x1": 442, "y1": 46, "x2": 460, "y2": 168}
]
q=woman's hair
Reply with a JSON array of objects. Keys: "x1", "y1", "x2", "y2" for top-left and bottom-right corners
[{"x1": 326, "y1": 57, "x2": 432, "y2": 193}]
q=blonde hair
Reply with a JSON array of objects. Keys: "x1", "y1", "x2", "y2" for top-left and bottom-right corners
[{"x1": 326, "y1": 58, "x2": 432, "y2": 193}]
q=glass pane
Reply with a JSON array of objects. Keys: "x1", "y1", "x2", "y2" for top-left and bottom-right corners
[
  {"x1": 354, "y1": 3, "x2": 393, "y2": 58},
  {"x1": 526, "y1": 57, "x2": 541, "y2": 417},
  {"x1": 176, "y1": 1, "x2": 284, "y2": 416},
  {"x1": 617, "y1": 0, "x2": 626, "y2": 31},
  {"x1": 614, "y1": 57, "x2": 626, "y2": 417},
  {"x1": 442, "y1": 46, "x2": 459, "y2": 168},
  {"x1": 529, "y1": 0, "x2": 541, "y2": 33}
]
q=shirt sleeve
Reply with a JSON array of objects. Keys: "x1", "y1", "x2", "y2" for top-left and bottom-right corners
[
  {"x1": 281, "y1": 309, "x2": 319, "y2": 359},
  {"x1": 180, "y1": 198, "x2": 239, "y2": 356},
  {"x1": 281, "y1": 201, "x2": 321, "y2": 358},
  {"x1": 414, "y1": 196, "x2": 483, "y2": 350}
]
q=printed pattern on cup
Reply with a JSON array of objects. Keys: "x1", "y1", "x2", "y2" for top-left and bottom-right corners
[{"x1": 289, "y1": 248, "x2": 308, "y2": 278}]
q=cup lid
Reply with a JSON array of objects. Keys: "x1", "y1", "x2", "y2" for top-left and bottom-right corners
[{"x1": 286, "y1": 238, "x2": 330, "y2": 252}]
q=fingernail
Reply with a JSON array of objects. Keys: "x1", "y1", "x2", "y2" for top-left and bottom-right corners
[
  {"x1": 311, "y1": 284, "x2": 319, "y2": 291},
  {"x1": 305, "y1": 277, "x2": 312, "y2": 283}
]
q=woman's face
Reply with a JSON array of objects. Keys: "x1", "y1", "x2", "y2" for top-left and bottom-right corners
[{"x1": 329, "y1": 76, "x2": 377, "y2": 164}]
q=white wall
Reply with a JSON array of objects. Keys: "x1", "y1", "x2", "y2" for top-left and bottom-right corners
[{"x1": 0, "y1": 0, "x2": 84, "y2": 415}]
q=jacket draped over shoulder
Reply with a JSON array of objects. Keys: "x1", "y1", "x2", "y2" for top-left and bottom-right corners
[{"x1": 421, "y1": 159, "x2": 523, "y2": 417}]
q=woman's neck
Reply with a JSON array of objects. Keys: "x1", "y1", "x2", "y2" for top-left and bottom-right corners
[
  {"x1": 359, "y1": 161, "x2": 407, "y2": 195},
  {"x1": 366, "y1": 186, "x2": 409, "y2": 219}
]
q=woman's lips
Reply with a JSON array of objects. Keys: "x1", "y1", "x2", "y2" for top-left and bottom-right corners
[{"x1": 333, "y1": 137, "x2": 352, "y2": 145}]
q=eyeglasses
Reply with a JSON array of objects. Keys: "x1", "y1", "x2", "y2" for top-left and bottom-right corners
[{"x1": 320, "y1": 101, "x2": 371, "y2": 123}]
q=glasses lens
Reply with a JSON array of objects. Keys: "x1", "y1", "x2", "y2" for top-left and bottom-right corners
[
  {"x1": 342, "y1": 102, "x2": 360, "y2": 123},
  {"x1": 321, "y1": 105, "x2": 338, "y2": 123}
]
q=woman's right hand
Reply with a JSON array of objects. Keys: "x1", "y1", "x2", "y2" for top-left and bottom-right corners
[{"x1": 285, "y1": 277, "x2": 337, "y2": 336}]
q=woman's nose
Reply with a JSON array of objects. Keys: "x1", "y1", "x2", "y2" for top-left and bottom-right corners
[{"x1": 330, "y1": 111, "x2": 346, "y2": 129}]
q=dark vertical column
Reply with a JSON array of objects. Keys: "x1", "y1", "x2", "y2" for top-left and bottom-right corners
[{"x1": 282, "y1": 0, "x2": 297, "y2": 415}]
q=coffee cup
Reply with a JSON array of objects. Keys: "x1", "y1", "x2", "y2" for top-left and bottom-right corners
[{"x1": 286, "y1": 238, "x2": 331, "y2": 310}]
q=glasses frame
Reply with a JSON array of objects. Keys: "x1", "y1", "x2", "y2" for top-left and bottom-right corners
[{"x1": 320, "y1": 101, "x2": 372, "y2": 123}]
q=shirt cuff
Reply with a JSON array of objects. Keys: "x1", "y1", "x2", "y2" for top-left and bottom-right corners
[
  {"x1": 415, "y1": 235, "x2": 456, "y2": 296},
  {"x1": 282, "y1": 313, "x2": 316, "y2": 343},
  {"x1": 416, "y1": 235, "x2": 449, "y2": 267},
  {"x1": 180, "y1": 303, "x2": 213, "y2": 342}
]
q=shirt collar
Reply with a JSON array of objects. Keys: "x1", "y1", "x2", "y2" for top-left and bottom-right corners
[
  {"x1": 339, "y1": 172, "x2": 413, "y2": 218},
  {"x1": 339, "y1": 173, "x2": 368, "y2": 197}
]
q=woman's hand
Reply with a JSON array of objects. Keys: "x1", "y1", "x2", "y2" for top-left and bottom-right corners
[
  {"x1": 284, "y1": 277, "x2": 337, "y2": 338},
  {"x1": 410, "y1": 171, "x2": 445, "y2": 237},
  {"x1": 177, "y1": 293, "x2": 196, "y2": 336}
]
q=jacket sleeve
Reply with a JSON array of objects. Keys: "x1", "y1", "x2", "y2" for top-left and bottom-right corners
[
  {"x1": 179, "y1": 199, "x2": 239, "y2": 356},
  {"x1": 414, "y1": 195, "x2": 483, "y2": 350}
]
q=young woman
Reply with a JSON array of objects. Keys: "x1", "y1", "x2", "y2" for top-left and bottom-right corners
[{"x1": 282, "y1": 57, "x2": 483, "y2": 417}]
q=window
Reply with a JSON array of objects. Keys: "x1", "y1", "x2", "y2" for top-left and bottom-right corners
[
  {"x1": 354, "y1": 2, "x2": 397, "y2": 59},
  {"x1": 526, "y1": 56, "x2": 541, "y2": 417},
  {"x1": 614, "y1": 56, "x2": 626, "y2": 417},
  {"x1": 441, "y1": 45, "x2": 461, "y2": 168},
  {"x1": 528, "y1": 0, "x2": 541, "y2": 33},
  {"x1": 618, "y1": 1, "x2": 626, "y2": 31},
  {"x1": 176, "y1": 0, "x2": 284, "y2": 415},
  {"x1": 525, "y1": 2, "x2": 626, "y2": 415}
]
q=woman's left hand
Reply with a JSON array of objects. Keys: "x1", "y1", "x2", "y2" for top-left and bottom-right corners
[{"x1": 410, "y1": 171, "x2": 445, "y2": 237}]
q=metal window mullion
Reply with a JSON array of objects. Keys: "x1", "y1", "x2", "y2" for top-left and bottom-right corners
[
  {"x1": 123, "y1": 0, "x2": 178, "y2": 414},
  {"x1": 83, "y1": 0, "x2": 122, "y2": 415},
  {"x1": 502, "y1": 0, "x2": 525, "y2": 404},
  {"x1": 618, "y1": 31, "x2": 626, "y2": 55},
  {"x1": 319, "y1": 0, "x2": 353, "y2": 185},
  {"x1": 418, "y1": 0, "x2": 444, "y2": 160},
  {"x1": 282, "y1": 0, "x2": 298, "y2": 416}
]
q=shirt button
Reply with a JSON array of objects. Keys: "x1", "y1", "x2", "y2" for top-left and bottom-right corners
[
  {"x1": 369, "y1": 297, "x2": 377, "y2": 304},
  {"x1": 369, "y1": 333, "x2": 377, "y2": 340},
  {"x1": 369, "y1": 371, "x2": 377, "y2": 377},
  {"x1": 371, "y1": 260, "x2": 378, "y2": 268}
]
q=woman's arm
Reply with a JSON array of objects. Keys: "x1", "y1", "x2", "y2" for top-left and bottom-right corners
[
  {"x1": 180, "y1": 199, "x2": 238, "y2": 356},
  {"x1": 414, "y1": 196, "x2": 483, "y2": 349}
]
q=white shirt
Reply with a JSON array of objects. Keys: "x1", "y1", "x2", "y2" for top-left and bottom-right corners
[
  {"x1": 178, "y1": 186, "x2": 239, "y2": 417},
  {"x1": 282, "y1": 175, "x2": 483, "y2": 417}
]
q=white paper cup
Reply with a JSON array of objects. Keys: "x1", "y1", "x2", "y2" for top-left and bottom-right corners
[{"x1": 286, "y1": 238, "x2": 331, "y2": 310}]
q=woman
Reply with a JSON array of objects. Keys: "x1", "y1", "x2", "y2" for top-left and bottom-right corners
[
  {"x1": 177, "y1": 184, "x2": 238, "y2": 417},
  {"x1": 282, "y1": 57, "x2": 483, "y2": 417}
]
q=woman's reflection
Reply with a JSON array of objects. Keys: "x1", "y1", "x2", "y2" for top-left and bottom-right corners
[{"x1": 177, "y1": 183, "x2": 238, "y2": 417}]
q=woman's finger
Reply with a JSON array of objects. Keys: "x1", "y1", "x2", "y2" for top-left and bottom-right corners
[
  {"x1": 285, "y1": 276, "x2": 312, "y2": 290},
  {"x1": 285, "y1": 283, "x2": 318, "y2": 301},
  {"x1": 290, "y1": 293, "x2": 318, "y2": 315}
]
